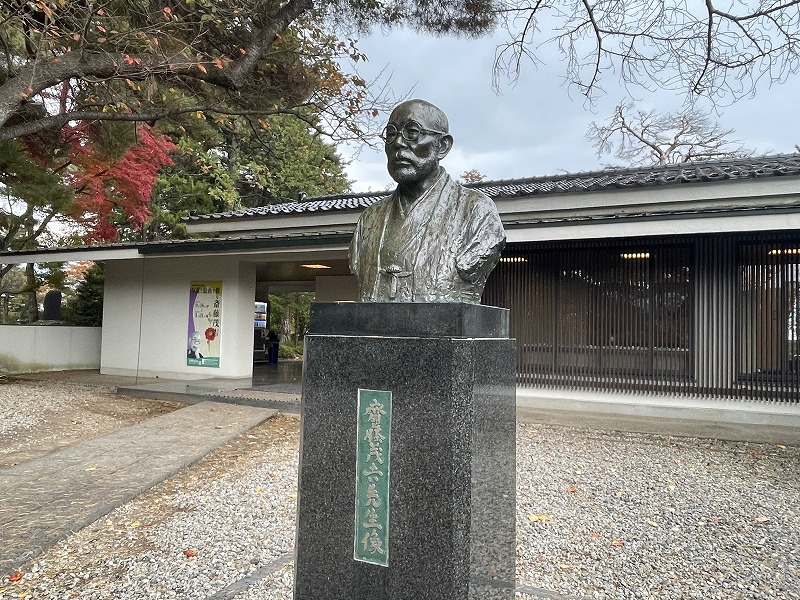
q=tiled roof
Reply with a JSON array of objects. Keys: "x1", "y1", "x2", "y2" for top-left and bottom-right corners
[
  {"x1": 183, "y1": 193, "x2": 383, "y2": 221},
  {"x1": 184, "y1": 154, "x2": 800, "y2": 222},
  {"x1": 476, "y1": 153, "x2": 800, "y2": 197}
]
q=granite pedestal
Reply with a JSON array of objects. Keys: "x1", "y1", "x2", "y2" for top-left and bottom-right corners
[{"x1": 294, "y1": 302, "x2": 516, "y2": 600}]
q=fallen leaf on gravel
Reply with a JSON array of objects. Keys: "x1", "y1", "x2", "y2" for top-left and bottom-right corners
[
  {"x1": 776, "y1": 444, "x2": 786, "y2": 449},
  {"x1": 183, "y1": 549, "x2": 199, "y2": 557},
  {"x1": 528, "y1": 514, "x2": 551, "y2": 521},
  {"x1": 611, "y1": 540, "x2": 625, "y2": 547},
  {"x1": 256, "y1": 487, "x2": 264, "y2": 493},
  {"x1": 8, "y1": 571, "x2": 22, "y2": 582},
  {"x1": 754, "y1": 516, "x2": 770, "y2": 523},
  {"x1": 591, "y1": 532, "x2": 601, "y2": 539},
  {"x1": 129, "y1": 521, "x2": 142, "y2": 528},
  {"x1": 648, "y1": 520, "x2": 658, "y2": 527},
  {"x1": 567, "y1": 486, "x2": 578, "y2": 493}
]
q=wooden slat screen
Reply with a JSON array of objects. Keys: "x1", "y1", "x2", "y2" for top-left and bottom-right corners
[{"x1": 483, "y1": 234, "x2": 800, "y2": 403}]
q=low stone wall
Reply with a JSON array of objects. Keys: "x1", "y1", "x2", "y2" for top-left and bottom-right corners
[{"x1": 0, "y1": 325, "x2": 101, "y2": 375}]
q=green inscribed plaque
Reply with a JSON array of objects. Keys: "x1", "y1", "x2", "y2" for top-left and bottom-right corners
[{"x1": 353, "y1": 389, "x2": 392, "y2": 566}]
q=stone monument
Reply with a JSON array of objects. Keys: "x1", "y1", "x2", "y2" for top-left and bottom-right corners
[
  {"x1": 41, "y1": 290, "x2": 64, "y2": 321},
  {"x1": 294, "y1": 100, "x2": 516, "y2": 599}
]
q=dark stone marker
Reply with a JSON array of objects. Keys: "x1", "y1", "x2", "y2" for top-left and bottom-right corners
[
  {"x1": 294, "y1": 302, "x2": 516, "y2": 600},
  {"x1": 42, "y1": 290, "x2": 64, "y2": 321}
]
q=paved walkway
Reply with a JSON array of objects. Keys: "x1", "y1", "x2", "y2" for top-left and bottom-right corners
[
  {"x1": 0, "y1": 401, "x2": 275, "y2": 573},
  {"x1": 18, "y1": 367, "x2": 800, "y2": 443}
]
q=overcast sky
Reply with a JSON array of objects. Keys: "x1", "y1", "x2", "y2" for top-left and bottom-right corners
[{"x1": 340, "y1": 28, "x2": 799, "y2": 193}]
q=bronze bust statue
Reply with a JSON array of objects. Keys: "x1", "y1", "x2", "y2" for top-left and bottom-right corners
[{"x1": 349, "y1": 99, "x2": 505, "y2": 303}]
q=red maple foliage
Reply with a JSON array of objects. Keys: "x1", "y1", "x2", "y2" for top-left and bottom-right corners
[
  {"x1": 63, "y1": 261, "x2": 94, "y2": 284},
  {"x1": 64, "y1": 123, "x2": 178, "y2": 242}
]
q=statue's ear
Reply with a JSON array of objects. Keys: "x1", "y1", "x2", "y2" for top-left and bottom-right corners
[{"x1": 437, "y1": 134, "x2": 453, "y2": 159}]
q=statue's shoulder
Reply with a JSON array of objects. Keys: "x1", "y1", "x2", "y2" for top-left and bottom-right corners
[
  {"x1": 359, "y1": 193, "x2": 393, "y2": 219},
  {"x1": 462, "y1": 184, "x2": 491, "y2": 201},
  {"x1": 455, "y1": 180, "x2": 496, "y2": 211}
]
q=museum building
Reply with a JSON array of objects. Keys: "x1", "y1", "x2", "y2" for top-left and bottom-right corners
[{"x1": 3, "y1": 153, "x2": 800, "y2": 412}]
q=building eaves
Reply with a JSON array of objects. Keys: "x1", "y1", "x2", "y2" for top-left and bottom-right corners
[
  {"x1": 0, "y1": 230, "x2": 354, "y2": 259},
  {"x1": 183, "y1": 153, "x2": 800, "y2": 223},
  {"x1": 504, "y1": 200, "x2": 800, "y2": 228},
  {"x1": 138, "y1": 230, "x2": 352, "y2": 254},
  {"x1": 0, "y1": 240, "x2": 149, "y2": 258}
]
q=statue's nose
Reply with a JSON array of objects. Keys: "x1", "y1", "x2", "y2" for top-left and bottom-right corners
[{"x1": 390, "y1": 133, "x2": 409, "y2": 148}]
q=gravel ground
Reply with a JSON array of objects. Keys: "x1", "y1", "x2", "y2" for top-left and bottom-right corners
[
  {"x1": 1, "y1": 383, "x2": 799, "y2": 599},
  {"x1": 0, "y1": 380, "x2": 180, "y2": 467}
]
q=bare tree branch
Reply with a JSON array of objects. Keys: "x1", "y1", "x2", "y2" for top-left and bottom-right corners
[
  {"x1": 587, "y1": 101, "x2": 753, "y2": 166},
  {"x1": 494, "y1": 0, "x2": 800, "y2": 102}
]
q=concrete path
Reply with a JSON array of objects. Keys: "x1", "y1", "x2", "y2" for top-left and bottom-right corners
[
  {"x1": 0, "y1": 401, "x2": 275, "y2": 573},
  {"x1": 23, "y1": 368, "x2": 800, "y2": 444}
]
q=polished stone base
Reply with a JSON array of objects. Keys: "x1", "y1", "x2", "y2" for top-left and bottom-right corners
[{"x1": 294, "y1": 303, "x2": 516, "y2": 600}]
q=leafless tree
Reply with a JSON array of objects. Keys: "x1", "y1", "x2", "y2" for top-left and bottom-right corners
[
  {"x1": 494, "y1": 0, "x2": 800, "y2": 103},
  {"x1": 587, "y1": 102, "x2": 752, "y2": 166}
]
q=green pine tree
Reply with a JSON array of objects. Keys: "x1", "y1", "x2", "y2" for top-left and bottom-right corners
[{"x1": 65, "y1": 264, "x2": 104, "y2": 327}]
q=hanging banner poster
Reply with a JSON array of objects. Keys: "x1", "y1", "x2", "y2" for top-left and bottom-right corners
[
  {"x1": 353, "y1": 389, "x2": 392, "y2": 566},
  {"x1": 186, "y1": 281, "x2": 222, "y2": 367}
]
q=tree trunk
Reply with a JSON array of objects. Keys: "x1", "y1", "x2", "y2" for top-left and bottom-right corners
[
  {"x1": 282, "y1": 309, "x2": 292, "y2": 343},
  {"x1": 25, "y1": 263, "x2": 38, "y2": 323}
]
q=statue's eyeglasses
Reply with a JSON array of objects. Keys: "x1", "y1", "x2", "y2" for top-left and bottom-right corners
[{"x1": 380, "y1": 120, "x2": 446, "y2": 143}]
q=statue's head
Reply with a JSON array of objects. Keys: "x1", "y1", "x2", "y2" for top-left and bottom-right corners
[{"x1": 382, "y1": 99, "x2": 453, "y2": 187}]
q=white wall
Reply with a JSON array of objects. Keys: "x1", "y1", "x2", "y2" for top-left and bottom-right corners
[
  {"x1": 101, "y1": 255, "x2": 256, "y2": 379},
  {"x1": 0, "y1": 325, "x2": 101, "y2": 374}
]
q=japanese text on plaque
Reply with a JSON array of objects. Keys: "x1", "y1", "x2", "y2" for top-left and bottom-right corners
[{"x1": 353, "y1": 389, "x2": 392, "y2": 566}]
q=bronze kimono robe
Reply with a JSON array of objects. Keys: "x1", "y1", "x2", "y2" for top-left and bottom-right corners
[{"x1": 349, "y1": 171, "x2": 505, "y2": 303}]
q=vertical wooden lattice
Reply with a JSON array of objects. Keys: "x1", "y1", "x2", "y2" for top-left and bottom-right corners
[{"x1": 483, "y1": 234, "x2": 799, "y2": 403}]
